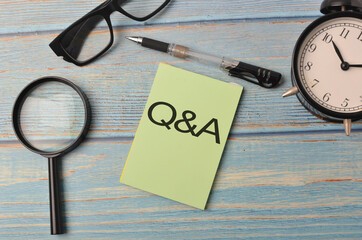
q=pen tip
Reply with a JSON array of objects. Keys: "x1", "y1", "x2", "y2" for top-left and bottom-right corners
[{"x1": 125, "y1": 36, "x2": 141, "y2": 43}]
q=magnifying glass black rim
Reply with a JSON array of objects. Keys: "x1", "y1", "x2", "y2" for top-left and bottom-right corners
[{"x1": 12, "y1": 76, "x2": 92, "y2": 158}]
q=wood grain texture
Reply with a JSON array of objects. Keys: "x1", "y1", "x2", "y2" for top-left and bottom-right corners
[
  {"x1": 0, "y1": 0, "x2": 323, "y2": 34},
  {"x1": 0, "y1": 135, "x2": 361, "y2": 239},
  {"x1": 0, "y1": 19, "x2": 361, "y2": 141},
  {"x1": 0, "y1": 0, "x2": 361, "y2": 239}
]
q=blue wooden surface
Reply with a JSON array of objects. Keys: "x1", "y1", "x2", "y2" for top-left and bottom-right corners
[{"x1": 0, "y1": 0, "x2": 361, "y2": 239}]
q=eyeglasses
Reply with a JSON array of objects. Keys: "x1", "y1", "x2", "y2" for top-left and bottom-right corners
[{"x1": 49, "y1": 0, "x2": 171, "y2": 66}]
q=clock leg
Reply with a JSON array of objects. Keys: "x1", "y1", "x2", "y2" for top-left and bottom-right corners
[
  {"x1": 282, "y1": 87, "x2": 299, "y2": 97},
  {"x1": 343, "y1": 119, "x2": 352, "y2": 136}
]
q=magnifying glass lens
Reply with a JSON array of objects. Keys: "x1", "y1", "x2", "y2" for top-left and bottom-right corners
[{"x1": 19, "y1": 82, "x2": 85, "y2": 152}]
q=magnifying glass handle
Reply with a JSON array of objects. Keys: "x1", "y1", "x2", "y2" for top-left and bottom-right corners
[{"x1": 48, "y1": 157, "x2": 63, "y2": 235}]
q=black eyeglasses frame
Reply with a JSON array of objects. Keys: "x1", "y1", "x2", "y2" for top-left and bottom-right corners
[{"x1": 49, "y1": 0, "x2": 171, "y2": 66}]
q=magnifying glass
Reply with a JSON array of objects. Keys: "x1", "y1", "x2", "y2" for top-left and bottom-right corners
[{"x1": 12, "y1": 76, "x2": 91, "y2": 235}]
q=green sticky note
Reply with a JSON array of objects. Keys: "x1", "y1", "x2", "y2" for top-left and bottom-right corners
[{"x1": 120, "y1": 63, "x2": 243, "y2": 209}]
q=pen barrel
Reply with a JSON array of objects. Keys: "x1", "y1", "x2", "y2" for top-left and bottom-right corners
[
  {"x1": 228, "y1": 62, "x2": 282, "y2": 88},
  {"x1": 141, "y1": 38, "x2": 169, "y2": 53},
  {"x1": 169, "y1": 44, "x2": 190, "y2": 59},
  {"x1": 137, "y1": 37, "x2": 282, "y2": 88},
  {"x1": 179, "y1": 48, "x2": 224, "y2": 65}
]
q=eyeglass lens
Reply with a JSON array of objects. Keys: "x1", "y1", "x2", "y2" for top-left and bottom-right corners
[{"x1": 60, "y1": 15, "x2": 111, "y2": 62}]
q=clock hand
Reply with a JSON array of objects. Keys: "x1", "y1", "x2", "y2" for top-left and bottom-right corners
[
  {"x1": 332, "y1": 41, "x2": 345, "y2": 63},
  {"x1": 349, "y1": 64, "x2": 362, "y2": 68},
  {"x1": 331, "y1": 41, "x2": 352, "y2": 71}
]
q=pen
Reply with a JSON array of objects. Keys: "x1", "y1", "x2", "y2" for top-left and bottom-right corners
[{"x1": 126, "y1": 36, "x2": 282, "y2": 88}]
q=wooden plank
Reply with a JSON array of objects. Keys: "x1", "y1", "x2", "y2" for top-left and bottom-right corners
[
  {"x1": 1, "y1": 19, "x2": 361, "y2": 141},
  {"x1": 1, "y1": 0, "x2": 361, "y2": 239},
  {"x1": 0, "y1": 0, "x2": 323, "y2": 34},
  {"x1": 0, "y1": 134, "x2": 361, "y2": 238}
]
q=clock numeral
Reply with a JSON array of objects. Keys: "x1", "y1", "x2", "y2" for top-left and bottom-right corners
[
  {"x1": 323, "y1": 93, "x2": 331, "y2": 102},
  {"x1": 358, "y1": 32, "x2": 362, "y2": 41},
  {"x1": 340, "y1": 28, "x2": 350, "y2": 39},
  {"x1": 341, "y1": 98, "x2": 350, "y2": 107},
  {"x1": 311, "y1": 79, "x2": 319, "y2": 88},
  {"x1": 322, "y1": 32, "x2": 333, "y2": 43},
  {"x1": 308, "y1": 43, "x2": 317, "y2": 53},
  {"x1": 304, "y1": 62, "x2": 313, "y2": 71}
]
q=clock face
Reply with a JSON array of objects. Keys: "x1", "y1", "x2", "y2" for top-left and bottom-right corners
[{"x1": 294, "y1": 13, "x2": 362, "y2": 119}]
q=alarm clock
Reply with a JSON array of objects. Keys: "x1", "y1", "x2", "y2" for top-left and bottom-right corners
[{"x1": 283, "y1": 0, "x2": 362, "y2": 135}]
